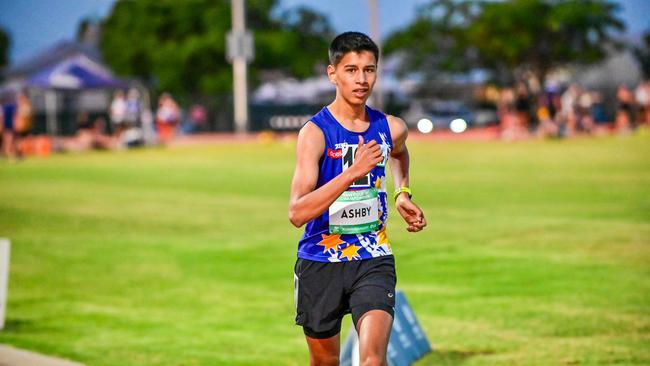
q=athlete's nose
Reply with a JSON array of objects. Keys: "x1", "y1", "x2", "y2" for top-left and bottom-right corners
[{"x1": 357, "y1": 71, "x2": 367, "y2": 84}]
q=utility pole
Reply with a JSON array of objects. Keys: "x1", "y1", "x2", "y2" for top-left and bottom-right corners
[
  {"x1": 368, "y1": 0, "x2": 383, "y2": 110},
  {"x1": 228, "y1": 0, "x2": 253, "y2": 133}
]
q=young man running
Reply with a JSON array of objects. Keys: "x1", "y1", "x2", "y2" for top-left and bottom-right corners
[{"x1": 289, "y1": 32, "x2": 426, "y2": 366}]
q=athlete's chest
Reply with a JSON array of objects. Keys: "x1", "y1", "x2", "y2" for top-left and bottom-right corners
[{"x1": 321, "y1": 133, "x2": 390, "y2": 188}]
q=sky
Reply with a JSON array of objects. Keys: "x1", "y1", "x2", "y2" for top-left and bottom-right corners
[{"x1": 0, "y1": 0, "x2": 648, "y2": 66}]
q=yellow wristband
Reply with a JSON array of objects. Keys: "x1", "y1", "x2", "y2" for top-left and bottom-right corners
[{"x1": 393, "y1": 187, "x2": 412, "y2": 201}]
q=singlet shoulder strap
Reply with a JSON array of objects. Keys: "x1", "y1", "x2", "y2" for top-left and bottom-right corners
[
  {"x1": 366, "y1": 105, "x2": 393, "y2": 146},
  {"x1": 365, "y1": 105, "x2": 387, "y2": 123},
  {"x1": 306, "y1": 107, "x2": 332, "y2": 132},
  {"x1": 302, "y1": 108, "x2": 332, "y2": 151}
]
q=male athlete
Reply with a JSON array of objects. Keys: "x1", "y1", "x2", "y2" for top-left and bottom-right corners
[{"x1": 289, "y1": 32, "x2": 426, "y2": 366}]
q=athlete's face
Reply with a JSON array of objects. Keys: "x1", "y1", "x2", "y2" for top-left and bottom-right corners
[{"x1": 327, "y1": 51, "x2": 377, "y2": 106}]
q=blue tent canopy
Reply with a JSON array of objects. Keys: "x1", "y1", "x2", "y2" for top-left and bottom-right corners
[{"x1": 27, "y1": 55, "x2": 127, "y2": 90}]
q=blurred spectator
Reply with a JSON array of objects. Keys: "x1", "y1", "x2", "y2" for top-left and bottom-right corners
[
  {"x1": 635, "y1": 81, "x2": 650, "y2": 127},
  {"x1": 155, "y1": 92, "x2": 180, "y2": 144},
  {"x1": 2, "y1": 93, "x2": 18, "y2": 160},
  {"x1": 14, "y1": 91, "x2": 33, "y2": 157},
  {"x1": 535, "y1": 93, "x2": 560, "y2": 138},
  {"x1": 615, "y1": 84, "x2": 634, "y2": 134},
  {"x1": 540, "y1": 83, "x2": 562, "y2": 123},
  {"x1": 498, "y1": 87, "x2": 527, "y2": 140},
  {"x1": 560, "y1": 84, "x2": 580, "y2": 137},
  {"x1": 589, "y1": 91, "x2": 608, "y2": 127},
  {"x1": 0, "y1": 98, "x2": 3, "y2": 153},
  {"x1": 181, "y1": 104, "x2": 208, "y2": 134},
  {"x1": 125, "y1": 88, "x2": 141, "y2": 127},
  {"x1": 65, "y1": 112, "x2": 115, "y2": 152},
  {"x1": 576, "y1": 89, "x2": 595, "y2": 134},
  {"x1": 77, "y1": 111, "x2": 92, "y2": 131},
  {"x1": 514, "y1": 82, "x2": 532, "y2": 130},
  {"x1": 109, "y1": 90, "x2": 127, "y2": 138}
]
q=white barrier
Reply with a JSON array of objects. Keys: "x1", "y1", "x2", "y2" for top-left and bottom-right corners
[{"x1": 0, "y1": 238, "x2": 9, "y2": 330}]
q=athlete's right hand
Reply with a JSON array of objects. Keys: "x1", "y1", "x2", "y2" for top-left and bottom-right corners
[{"x1": 351, "y1": 135, "x2": 383, "y2": 179}]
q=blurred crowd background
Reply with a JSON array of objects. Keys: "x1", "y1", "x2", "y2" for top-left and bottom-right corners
[{"x1": 0, "y1": 0, "x2": 649, "y2": 159}]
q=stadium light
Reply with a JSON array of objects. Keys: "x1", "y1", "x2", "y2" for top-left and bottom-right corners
[
  {"x1": 417, "y1": 118, "x2": 434, "y2": 134},
  {"x1": 450, "y1": 118, "x2": 467, "y2": 133}
]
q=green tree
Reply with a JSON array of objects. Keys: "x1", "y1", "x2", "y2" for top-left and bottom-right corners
[
  {"x1": 383, "y1": 0, "x2": 479, "y2": 78},
  {"x1": 251, "y1": 6, "x2": 333, "y2": 82},
  {"x1": 100, "y1": 0, "x2": 232, "y2": 98},
  {"x1": 0, "y1": 26, "x2": 10, "y2": 69},
  {"x1": 466, "y1": 0, "x2": 625, "y2": 85},
  {"x1": 384, "y1": 0, "x2": 625, "y2": 86},
  {"x1": 267, "y1": 6, "x2": 333, "y2": 77},
  {"x1": 99, "y1": 0, "x2": 332, "y2": 99}
]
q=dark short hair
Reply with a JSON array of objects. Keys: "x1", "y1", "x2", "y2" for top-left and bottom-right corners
[{"x1": 328, "y1": 32, "x2": 379, "y2": 66}]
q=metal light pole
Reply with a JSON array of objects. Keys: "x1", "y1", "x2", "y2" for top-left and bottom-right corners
[
  {"x1": 368, "y1": 0, "x2": 384, "y2": 110},
  {"x1": 45, "y1": 91, "x2": 58, "y2": 136},
  {"x1": 228, "y1": 0, "x2": 253, "y2": 133}
]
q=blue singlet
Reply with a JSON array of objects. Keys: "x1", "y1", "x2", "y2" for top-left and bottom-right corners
[{"x1": 297, "y1": 105, "x2": 394, "y2": 262}]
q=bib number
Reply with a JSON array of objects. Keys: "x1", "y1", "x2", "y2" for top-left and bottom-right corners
[
  {"x1": 341, "y1": 144, "x2": 389, "y2": 187},
  {"x1": 329, "y1": 188, "x2": 379, "y2": 234}
]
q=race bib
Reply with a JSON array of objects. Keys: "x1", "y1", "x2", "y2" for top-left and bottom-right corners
[
  {"x1": 341, "y1": 143, "x2": 389, "y2": 187},
  {"x1": 329, "y1": 188, "x2": 379, "y2": 234}
]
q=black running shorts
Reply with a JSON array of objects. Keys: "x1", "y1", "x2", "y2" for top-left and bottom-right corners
[{"x1": 293, "y1": 255, "x2": 397, "y2": 339}]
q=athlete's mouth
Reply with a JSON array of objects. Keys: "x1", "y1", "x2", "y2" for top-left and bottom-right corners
[{"x1": 353, "y1": 88, "x2": 368, "y2": 96}]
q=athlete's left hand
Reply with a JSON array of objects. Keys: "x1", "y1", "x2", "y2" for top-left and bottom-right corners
[{"x1": 395, "y1": 195, "x2": 427, "y2": 232}]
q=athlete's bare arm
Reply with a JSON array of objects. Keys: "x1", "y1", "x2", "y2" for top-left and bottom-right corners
[
  {"x1": 387, "y1": 115, "x2": 427, "y2": 232},
  {"x1": 289, "y1": 122, "x2": 383, "y2": 227}
]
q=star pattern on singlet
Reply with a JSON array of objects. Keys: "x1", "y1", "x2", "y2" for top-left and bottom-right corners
[
  {"x1": 317, "y1": 234, "x2": 345, "y2": 253},
  {"x1": 340, "y1": 244, "x2": 361, "y2": 261},
  {"x1": 375, "y1": 209, "x2": 389, "y2": 248},
  {"x1": 377, "y1": 226, "x2": 389, "y2": 247}
]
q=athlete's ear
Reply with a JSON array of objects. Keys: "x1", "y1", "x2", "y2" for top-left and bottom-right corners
[{"x1": 327, "y1": 64, "x2": 337, "y2": 85}]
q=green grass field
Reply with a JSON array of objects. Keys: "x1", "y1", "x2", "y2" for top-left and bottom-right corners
[{"x1": 0, "y1": 131, "x2": 649, "y2": 365}]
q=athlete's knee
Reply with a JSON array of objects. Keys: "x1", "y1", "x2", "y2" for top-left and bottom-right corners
[
  {"x1": 310, "y1": 354, "x2": 339, "y2": 366},
  {"x1": 360, "y1": 354, "x2": 387, "y2": 366}
]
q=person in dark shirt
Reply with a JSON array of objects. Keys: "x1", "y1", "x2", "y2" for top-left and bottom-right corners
[{"x1": 2, "y1": 93, "x2": 18, "y2": 160}]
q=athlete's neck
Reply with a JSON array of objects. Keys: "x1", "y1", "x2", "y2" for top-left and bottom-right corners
[{"x1": 328, "y1": 98, "x2": 367, "y2": 125}]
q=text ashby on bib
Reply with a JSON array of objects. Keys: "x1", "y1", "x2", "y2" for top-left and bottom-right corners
[{"x1": 329, "y1": 188, "x2": 379, "y2": 234}]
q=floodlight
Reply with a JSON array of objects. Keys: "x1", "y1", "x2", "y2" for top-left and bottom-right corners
[
  {"x1": 450, "y1": 118, "x2": 467, "y2": 133},
  {"x1": 417, "y1": 118, "x2": 434, "y2": 134}
]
